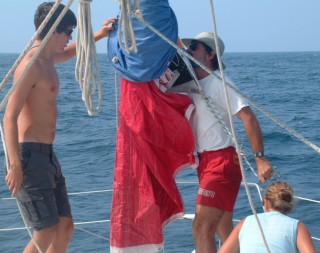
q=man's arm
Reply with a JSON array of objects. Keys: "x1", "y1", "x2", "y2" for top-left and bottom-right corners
[
  {"x1": 3, "y1": 62, "x2": 39, "y2": 197},
  {"x1": 237, "y1": 106, "x2": 273, "y2": 183},
  {"x1": 54, "y1": 17, "x2": 117, "y2": 64}
]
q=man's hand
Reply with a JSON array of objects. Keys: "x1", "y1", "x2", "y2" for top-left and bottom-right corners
[
  {"x1": 255, "y1": 157, "x2": 273, "y2": 183},
  {"x1": 94, "y1": 17, "x2": 117, "y2": 40},
  {"x1": 5, "y1": 165, "x2": 23, "y2": 197}
]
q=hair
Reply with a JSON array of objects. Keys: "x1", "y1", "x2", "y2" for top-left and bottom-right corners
[
  {"x1": 265, "y1": 181, "x2": 295, "y2": 214},
  {"x1": 34, "y1": 2, "x2": 77, "y2": 40},
  {"x1": 199, "y1": 42, "x2": 220, "y2": 70}
]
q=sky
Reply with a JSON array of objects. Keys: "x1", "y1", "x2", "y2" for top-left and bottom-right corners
[{"x1": 0, "y1": 0, "x2": 319, "y2": 54}]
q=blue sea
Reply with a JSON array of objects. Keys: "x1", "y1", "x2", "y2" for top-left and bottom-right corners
[{"x1": 0, "y1": 51, "x2": 319, "y2": 252}]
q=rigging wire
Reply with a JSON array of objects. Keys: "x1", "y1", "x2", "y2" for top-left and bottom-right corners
[
  {"x1": 1, "y1": 186, "x2": 319, "y2": 244},
  {"x1": 131, "y1": 5, "x2": 263, "y2": 182},
  {"x1": 0, "y1": 1, "x2": 63, "y2": 111},
  {"x1": 0, "y1": 0, "x2": 319, "y2": 250},
  {"x1": 131, "y1": 7, "x2": 320, "y2": 157},
  {"x1": 119, "y1": 7, "x2": 320, "y2": 251},
  {"x1": 208, "y1": 0, "x2": 271, "y2": 252}
]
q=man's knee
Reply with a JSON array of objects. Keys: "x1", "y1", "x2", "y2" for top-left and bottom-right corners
[
  {"x1": 60, "y1": 217, "x2": 74, "y2": 240},
  {"x1": 193, "y1": 216, "x2": 219, "y2": 238},
  {"x1": 193, "y1": 205, "x2": 224, "y2": 236}
]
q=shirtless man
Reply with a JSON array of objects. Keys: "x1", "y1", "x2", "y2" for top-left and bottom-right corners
[{"x1": 3, "y1": 2, "x2": 115, "y2": 252}]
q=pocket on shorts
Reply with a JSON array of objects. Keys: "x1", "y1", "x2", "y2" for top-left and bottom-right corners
[
  {"x1": 18, "y1": 191, "x2": 49, "y2": 223},
  {"x1": 20, "y1": 150, "x2": 32, "y2": 171}
]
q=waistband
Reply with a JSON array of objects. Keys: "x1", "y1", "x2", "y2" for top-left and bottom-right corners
[
  {"x1": 19, "y1": 142, "x2": 53, "y2": 155},
  {"x1": 198, "y1": 146, "x2": 236, "y2": 157}
]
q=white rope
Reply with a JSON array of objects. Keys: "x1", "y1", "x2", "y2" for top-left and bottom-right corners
[
  {"x1": 131, "y1": 7, "x2": 262, "y2": 180},
  {"x1": 1, "y1": 185, "x2": 319, "y2": 245},
  {"x1": 132, "y1": 8, "x2": 271, "y2": 250},
  {"x1": 208, "y1": 1, "x2": 271, "y2": 252},
  {"x1": 131, "y1": 2, "x2": 275, "y2": 252},
  {"x1": 2, "y1": 124, "x2": 40, "y2": 251},
  {"x1": 0, "y1": 1, "x2": 62, "y2": 110},
  {"x1": 130, "y1": 9, "x2": 320, "y2": 252},
  {"x1": 75, "y1": 0, "x2": 102, "y2": 116},
  {"x1": 0, "y1": 1, "x2": 75, "y2": 252},
  {"x1": 130, "y1": 14, "x2": 261, "y2": 179},
  {"x1": 132, "y1": 9, "x2": 320, "y2": 157},
  {"x1": 115, "y1": 11, "x2": 267, "y2": 251},
  {"x1": 68, "y1": 189, "x2": 113, "y2": 195},
  {"x1": 201, "y1": 94, "x2": 258, "y2": 177},
  {"x1": 0, "y1": 219, "x2": 110, "y2": 232},
  {"x1": 116, "y1": 0, "x2": 140, "y2": 53},
  {"x1": 188, "y1": 49, "x2": 320, "y2": 154},
  {"x1": 76, "y1": 227, "x2": 110, "y2": 241}
]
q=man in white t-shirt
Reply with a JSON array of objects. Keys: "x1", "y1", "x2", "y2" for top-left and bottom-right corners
[{"x1": 182, "y1": 32, "x2": 274, "y2": 253}]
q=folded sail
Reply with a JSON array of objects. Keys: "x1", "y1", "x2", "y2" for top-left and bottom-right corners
[
  {"x1": 108, "y1": 0, "x2": 178, "y2": 82},
  {"x1": 110, "y1": 79, "x2": 196, "y2": 252}
]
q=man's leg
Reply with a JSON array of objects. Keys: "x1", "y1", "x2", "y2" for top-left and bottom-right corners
[
  {"x1": 217, "y1": 211, "x2": 234, "y2": 244},
  {"x1": 47, "y1": 217, "x2": 74, "y2": 253},
  {"x1": 23, "y1": 226, "x2": 57, "y2": 253},
  {"x1": 193, "y1": 204, "x2": 225, "y2": 253},
  {"x1": 23, "y1": 217, "x2": 73, "y2": 253}
]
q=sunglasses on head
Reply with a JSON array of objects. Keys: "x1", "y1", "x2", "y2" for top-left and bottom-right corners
[{"x1": 61, "y1": 28, "x2": 73, "y2": 36}]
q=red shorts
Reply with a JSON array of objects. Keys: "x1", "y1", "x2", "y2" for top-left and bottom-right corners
[{"x1": 196, "y1": 146, "x2": 242, "y2": 212}]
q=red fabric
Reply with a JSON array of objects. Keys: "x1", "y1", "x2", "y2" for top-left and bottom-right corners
[
  {"x1": 196, "y1": 147, "x2": 242, "y2": 212},
  {"x1": 110, "y1": 78, "x2": 196, "y2": 251}
]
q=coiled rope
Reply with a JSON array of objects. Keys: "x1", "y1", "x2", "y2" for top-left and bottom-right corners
[
  {"x1": 116, "y1": 0, "x2": 141, "y2": 53},
  {"x1": 75, "y1": 0, "x2": 102, "y2": 116}
]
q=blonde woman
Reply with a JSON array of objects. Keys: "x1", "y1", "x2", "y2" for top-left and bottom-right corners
[{"x1": 218, "y1": 182, "x2": 317, "y2": 253}]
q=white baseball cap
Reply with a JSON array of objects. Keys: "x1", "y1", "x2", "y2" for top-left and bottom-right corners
[{"x1": 182, "y1": 32, "x2": 225, "y2": 56}]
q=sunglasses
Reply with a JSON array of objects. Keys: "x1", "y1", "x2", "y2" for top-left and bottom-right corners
[
  {"x1": 189, "y1": 41, "x2": 213, "y2": 54},
  {"x1": 61, "y1": 28, "x2": 73, "y2": 36},
  {"x1": 189, "y1": 41, "x2": 198, "y2": 51}
]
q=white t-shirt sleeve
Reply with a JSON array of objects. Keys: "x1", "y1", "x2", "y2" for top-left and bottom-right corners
[{"x1": 211, "y1": 75, "x2": 249, "y2": 115}]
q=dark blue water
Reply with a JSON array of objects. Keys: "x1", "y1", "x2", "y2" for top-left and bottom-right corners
[{"x1": 0, "y1": 52, "x2": 319, "y2": 252}]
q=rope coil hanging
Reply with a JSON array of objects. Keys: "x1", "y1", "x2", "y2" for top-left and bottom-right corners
[
  {"x1": 116, "y1": 0, "x2": 141, "y2": 53},
  {"x1": 75, "y1": 0, "x2": 102, "y2": 116}
]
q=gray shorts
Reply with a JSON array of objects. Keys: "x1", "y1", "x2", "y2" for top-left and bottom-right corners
[{"x1": 16, "y1": 142, "x2": 72, "y2": 231}]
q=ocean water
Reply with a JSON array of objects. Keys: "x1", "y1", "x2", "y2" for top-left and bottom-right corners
[{"x1": 0, "y1": 51, "x2": 319, "y2": 252}]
